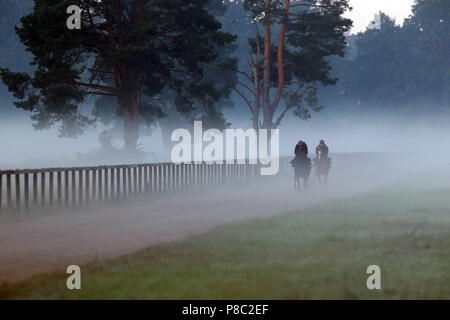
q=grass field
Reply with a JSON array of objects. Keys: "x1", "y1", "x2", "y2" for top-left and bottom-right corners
[{"x1": 1, "y1": 186, "x2": 449, "y2": 300}]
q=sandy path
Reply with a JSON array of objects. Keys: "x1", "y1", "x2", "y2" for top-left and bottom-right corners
[{"x1": 0, "y1": 154, "x2": 417, "y2": 284}]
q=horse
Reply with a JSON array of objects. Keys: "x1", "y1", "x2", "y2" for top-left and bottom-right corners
[
  {"x1": 313, "y1": 157, "x2": 331, "y2": 184},
  {"x1": 290, "y1": 155, "x2": 312, "y2": 191}
]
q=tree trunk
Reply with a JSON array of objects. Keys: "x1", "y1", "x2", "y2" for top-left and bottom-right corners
[
  {"x1": 271, "y1": 0, "x2": 290, "y2": 113},
  {"x1": 121, "y1": 96, "x2": 140, "y2": 152},
  {"x1": 123, "y1": 114, "x2": 139, "y2": 151},
  {"x1": 262, "y1": 0, "x2": 272, "y2": 129}
]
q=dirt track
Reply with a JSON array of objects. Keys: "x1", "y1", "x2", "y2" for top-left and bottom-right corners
[{"x1": 0, "y1": 154, "x2": 423, "y2": 284}]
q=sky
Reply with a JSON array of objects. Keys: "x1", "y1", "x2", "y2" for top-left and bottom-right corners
[{"x1": 345, "y1": 0, "x2": 415, "y2": 33}]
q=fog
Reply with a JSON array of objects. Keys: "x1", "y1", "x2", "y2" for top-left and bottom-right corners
[
  {"x1": 1, "y1": 103, "x2": 450, "y2": 170},
  {"x1": 2, "y1": 100, "x2": 450, "y2": 284},
  {"x1": 1, "y1": 138, "x2": 450, "y2": 283}
]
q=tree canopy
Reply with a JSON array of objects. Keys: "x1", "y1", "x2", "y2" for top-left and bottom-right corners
[
  {"x1": 322, "y1": 0, "x2": 449, "y2": 111},
  {"x1": 1, "y1": 0, "x2": 236, "y2": 150},
  {"x1": 222, "y1": 0, "x2": 352, "y2": 130}
]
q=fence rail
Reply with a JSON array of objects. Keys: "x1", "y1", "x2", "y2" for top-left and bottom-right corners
[{"x1": 0, "y1": 159, "x2": 291, "y2": 213}]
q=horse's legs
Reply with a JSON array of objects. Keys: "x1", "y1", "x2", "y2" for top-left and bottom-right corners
[{"x1": 295, "y1": 175, "x2": 302, "y2": 192}]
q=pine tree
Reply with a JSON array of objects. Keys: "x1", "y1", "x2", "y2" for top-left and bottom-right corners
[{"x1": 0, "y1": 0, "x2": 236, "y2": 150}]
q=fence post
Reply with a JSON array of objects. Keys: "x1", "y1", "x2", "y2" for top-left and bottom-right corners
[
  {"x1": 78, "y1": 170, "x2": 83, "y2": 205},
  {"x1": 6, "y1": 173, "x2": 12, "y2": 209},
  {"x1": 226, "y1": 163, "x2": 230, "y2": 183},
  {"x1": 127, "y1": 167, "x2": 132, "y2": 195},
  {"x1": 85, "y1": 170, "x2": 90, "y2": 204},
  {"x1": 105, "y1": 167, "x2": 109, "y2": 200},
  {"x1": 175, "y1": 165, "x2": 180, "y2": 189},
  {"x1": 215, "y1": 163, "x2": 219, "y2": 186},
  {"x1": 57, "y1": 171, "x2": 62, "y2": 206},
  {"x1": 110, "y1": 168, "x2": 114, "y2": 200},
  {"x1": 98, "y1": 169, "x2": 103, "y2": 201},
  {"x1": 23, "y1": 172, "x2": 29, "y2": 210},
  {"x1": 64, "y1": 170, "x2": 69, "y2": 205},
  {"x1": 116, "y1": 167, "x2": 121, "y2": 199},
  {"x1": 180, "y1": 164, "x2": 184, "y2": 190},
  {"x1": 171, "y1": 165, "x2": 175, "y2": 191},
  {"x1": 222, "y1": 165, "x2": 225, "y2": 184},
  {"x1": 92, "y1": 169, "x2": 97, "y2": 202},
  {"x1": 122, "y1": 167, "x2": 127, "y2": 197},
  {"x1": 40, "y1": 172, "x2": 46, "y2": 206},
  {"x1": 187, "y1": 164, "x2": 192, "y2": 187},
  {"x1": 0, "y1": 173, "x2": 3, "y2": 210},
  {"x1": 116, "y1": 168, "x2": 120, "y2": 199},
  {"x1": 49, "y1": 171, "x2": 54, "y2": 206},
  {"x1": 72, "y1": 170, "x2": 76, "y2": 206},
  {"x1": 151, "y1": 166, "x2": 155, "y2": 193},
  {"x1": 209, "y1": 164, "x2": 213, "y2": 186},
  {"x1": 138, "y1": 166, "x2": 143, "y2": 194},
  {"x1": 33, "y1": 172, "x2": 38, "y2": 205},
  {"x1": 215, "y1": 163, "x2": 220, "y2": 186},
  {"x1": 158, "y1": 165, "x2": 162, "y2": 193},
  {"x1": 163, "y1": 165, "x2": 167, "y2": 193},
  {"x1": 149, "y1": 166, "x2": 153, "y2": 194},
  {"x1": 15, "y1": 174, "x2": 20, "y2": 212},
  {"x1": 133, "y1": 167, "x2": 138, "y2": 195}
]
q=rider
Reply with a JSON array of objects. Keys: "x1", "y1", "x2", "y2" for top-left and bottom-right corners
[
  {"x1": 316, "y1": 140, "x2": 331, "y2": 167},
  {"x1": 292, "y1": 140, "x2": 311, "y2": 169},
  {"x1": 315, "y1": 139, "x2": 329, "y2": 160},
  {"x1": 295, "y1": 140, "x2": 309, "y2": 158}
]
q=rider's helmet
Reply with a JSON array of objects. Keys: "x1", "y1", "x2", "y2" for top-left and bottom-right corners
[{"x1": 320, "y1": 139, "x2": 325, "y2": 145}]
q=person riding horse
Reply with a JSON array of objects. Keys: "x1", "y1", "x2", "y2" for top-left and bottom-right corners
[
  {"x1": 314, "y1": 139, "x2": 331, "y2": 183},
  {"x1": 315, "y1": 140, "x2": 329, "y2": 161},
  {"x1": 295, "y1": 140, "x2": 309, "y2": 158},
  {"x1": 291, "y1": 140, "x2": 312, "y2": 190}
]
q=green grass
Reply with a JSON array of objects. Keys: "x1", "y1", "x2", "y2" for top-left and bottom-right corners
[{"x1": 1, "y1": 187, "x2": 449, "y2": 299}]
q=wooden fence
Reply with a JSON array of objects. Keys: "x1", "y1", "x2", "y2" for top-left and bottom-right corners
[{"x1": 0, "y1": 159, "x2": 290, "y2": 213}]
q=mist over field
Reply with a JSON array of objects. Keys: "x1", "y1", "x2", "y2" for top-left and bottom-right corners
[{"x1": 1, "y1": 104, "x2": 449, "y2": 170}]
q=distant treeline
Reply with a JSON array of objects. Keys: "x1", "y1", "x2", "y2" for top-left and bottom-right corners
[
  {"x1": 322, "y1": 0, "x2": 449, "y2": 112},
  {"x1": 218, "y1": 0, "x2": 449, "y2": 112}
]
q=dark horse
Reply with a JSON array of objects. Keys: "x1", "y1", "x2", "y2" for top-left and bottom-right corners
[
  {"x1": 313, "y1": 157, "x2": 331, "y2": 184},
  {"x1": 290, "y1": 155, "x2": 312, "y2": 191}
]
